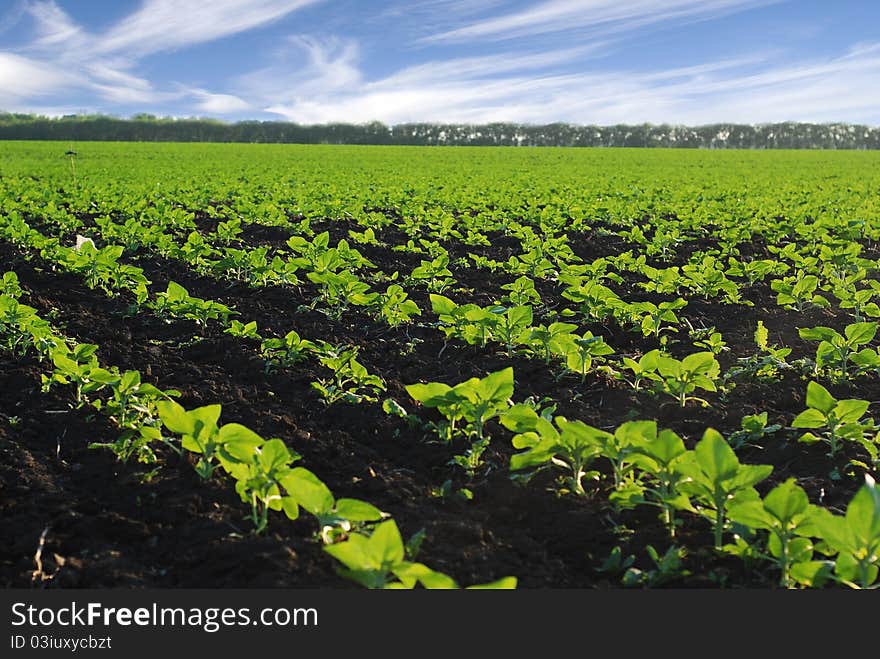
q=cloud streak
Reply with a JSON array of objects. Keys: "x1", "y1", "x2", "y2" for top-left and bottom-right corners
[
  {"x1": 260, "y1": 44, "x2": 880, "y2": 125},
  {"x1": 422, "y1": 0, "x2": 781, "y2": 43}
]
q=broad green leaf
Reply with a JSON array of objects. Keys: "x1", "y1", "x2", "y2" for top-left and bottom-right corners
[
  {"x1": 798, "y1": 326, "x2": 840, "y2": 342},
  {"x1": 763, "y1": 479, "x2": 809, "y2": 524},
  {"x1": 405, "y1": 382, "x2": 452, "y2": 407},
  {"x1": 499, "y1": 404, "x2": 539, "y2": 433},
  {"x1": 281, "y1": 467, "x2": 335, "y2": 516},
  {"x1": 844, "y1": 321, "x2": 877, "y2": 345},
  {"x1": 791, "y1": 409, "x2": 827, "y2": 429},
  {"x1": 727, "y1": 501, "x2": 774, "y2": 530},
  {"x1": 335, "y1": 498, "x2": 384, "y2": 522},
  {"x1": 694, "y1": 429, "x2": 739, "y2": 482},
  {"x1": 368, "y1": 520, "x2": 406, "y2": 566},
  {"x1": 157, "y1": 400, "x2": 195, "y2": 435},
  {"x1": 473, "y1": 367, "x2": 514, "y2": 403},
  {"x1": 805, "y1": 381, "x2": 836, "y2": 415},
  {"x1": 844, "y1": 477, "x2": 880, "y2": 547},
  {"x1": 834, "y1": 399, "x2": 870, "y2": 424},
  {"x1": 466, "y1": 576, "x2": 518, "y2": 589}
]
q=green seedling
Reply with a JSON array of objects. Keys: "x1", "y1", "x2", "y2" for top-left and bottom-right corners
[
  {"x1": 157, "y1": 401, "x2": 229, "y2": 480},
  {"x1": 676, "y1": 429, "x2": 773, "y2": 549},
  {"x1": 324, "y1": 519, "x2": 517, "y2": 589},
  {"x1": 500, "y1": 275, "x2": 541, "y2": 306},
  {"x1": 727, "y1": 412, "x2": 781, "y2": 451},
  {"x1": 621, "y1": 422, "x2": 692, "y2": 537},
  {"x1": 42, "y1": 343, "x2": 119, "y2": 405},
  {"x1": 622, "y1": 545, "x2": 690, "y2": 587},
  {"x1": 489, "y1": 305, "x2": 532, "y2": 357},
  {"x1": 771, "y1": 273, "x2": 830, "y2": 312},
  {"x1": 406, "y1": 367, "x2": 513, "y2": 444},
  {"x1": 649, "y1": 351, "x2": 721, "y2": 407},
  {"x1": 378, "y1": 284, "x2": 420, "y2": 327},
  {"x1": 225, "y1": 320, "x2": 261, "y2": 340},
  {"x1": 260, "y1": 330, "x2": 316, "y2": 372},
  {"x1": 727, "y1": 321, "x2": 793, "y2": 381},
  {"x1": 727, "y1": 478, "x2": 827, "y2": 588},
  {"x1": 500, "y1": 408, "x2": 604, "y2": 496},
  {"x1": 312, "y1": 346, "x2": 385, "y2": 405},
  {"x1": 279, "y1": 467, "x2": 384, "y2": 542},
  {"x1": 152, "y1": 281, "x2": 236, "y2": 333},
  {"x1": 558, "y1": 332, "x2": 614, "y2": 383},
  {"x1": 814, "y1": 474, "x2": 880, "y2": 589},
  {"x1": 791, "y1": 381, "x2": 877, "y2": 462},
  {"x1": 798, "y1": 322, "x2": 878, "y2": 378},
  {"x1": 525, "y1": 321, "x2": 578, "y2": 365}
]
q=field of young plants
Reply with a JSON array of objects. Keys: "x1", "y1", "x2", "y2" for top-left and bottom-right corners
[{"x1": 1, "y1": 142, "x2": 879, "y2": 589}]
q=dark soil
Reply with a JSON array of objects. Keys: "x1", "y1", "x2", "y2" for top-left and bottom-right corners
[{"x1": 1, "y1": 224, "x2": 875, "y2": 589}]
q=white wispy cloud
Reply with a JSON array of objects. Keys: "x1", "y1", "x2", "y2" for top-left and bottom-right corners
[
  {"x1": 191, "y1": 90, "x2": 252, "y2": 114},
  {"x1": 0, "y1": 51, "x2": 77, "y2": 104},
  {"x1": 93, "y1": 0, "x2": 322, "y2": 57},
  {"x1": 259, "y1": 44, "x2": 880, "y2": 125},
  {"x1": 423, "y1": 0, "x2": 781, "y2": 43},
  {"x1": 3, "y1": 0, "x2": 323, "y2": 114}
]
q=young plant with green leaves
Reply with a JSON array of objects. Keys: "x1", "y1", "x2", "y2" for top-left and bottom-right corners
[
  {"x1": 500, "y1": 406, "x2": 604, "y2": 496},
  {"x1": 324, "y1": 520, "x2": 517, "y2": 589},
  {"x1": 260, "y1": 329, "x2": 316, "y2": 372},
  {"x1": 798, "y1": 322, "x2": 879, "y2": 378},
  {"x1": 619, "y1": 422, "x2": 692, "y2": 538},
  {"x1": 814, "y1": 475, "x2": 880, "y2": 589},
  {"x1": 771, "y1": 272, "x2": 830, "y2": 312},
  {"x1": 644, "y1": 351, "x2": 722, "y2": 407},
  {"x1": 152, "y1": 281, "x2": 237, "y2": 333},
  {"x1": 312, "y1": 346, "x2": 385, "y2": 405},
  {"x1": 727, "y1": 412, "x2": 782, "y2": 451},
  {"x1": 791, "y1": 381, "x2": 878, "y2": 463},
  {"x1": 406, "y1": 368, "x2": 513, "y2": 472},
  {"x1": 557, "y1": 331, "x2": 614, "y2": 383},
  {"x1": 675, "y1": 429, "x2": 773, "y2": 549},
  {"x1": 727, "y1": 478, "x2": 828, "y2": 588},
  {"x1": 727, "y1": 321, "x2": 793, "y2": 381}
]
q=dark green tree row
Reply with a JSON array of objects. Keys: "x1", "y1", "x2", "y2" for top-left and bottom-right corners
[{"x1": 1, "y1": 113, "x2": 878, "y2": 149}]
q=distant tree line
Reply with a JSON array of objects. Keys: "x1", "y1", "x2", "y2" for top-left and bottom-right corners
[{"x1": 0, "y1": 112, "x2": 878, "y2": 149}]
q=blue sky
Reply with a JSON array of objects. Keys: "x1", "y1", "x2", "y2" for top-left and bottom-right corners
[{"x1": 1, "y1": 0, "x2": 879, "y2": 125}]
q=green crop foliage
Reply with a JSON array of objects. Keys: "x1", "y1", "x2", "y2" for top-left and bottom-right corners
[
  {"x1": 727, "y1": 479, "x2": 828, "y2": 588},
  {"x1": 815, "y1": 475, "x2": 880, "y2": 589},
  {"x1": 676, "y1": 429, "x2": 773, "y2": 549},
  {"x1": 324, "y1": 520, "x2": 517, "y2": 589},
  {"x1": 798, "y1": 322, "x2": 879, "y2": 378},
  {"x1": 500, "y1": 406, "x2": 604, "y2": 496},
  {"x1": 407, "y1": 368, "x2": 513, "y2": 472},
  {"x1": 791, "y1": 381, "x2": 878, "y2": 465},
  {"x1": 152, "y1": 281, "x2": 237, "y2": 332}
]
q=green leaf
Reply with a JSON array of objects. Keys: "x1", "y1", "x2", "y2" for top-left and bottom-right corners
[
  {"x1": 805, "y1": 381, "x2": 836, "y2": 415},
  {"x1": 727, "y1": 501, "x2": 774, "y2": 530},
  {"x1": 473, "y1": 367, "x2": 514, "y2": 404},
  {"x1": 259, "y1": 438, "x2": 292, "y2": 471},
  {"x1": 405, "y1": 382, "x2": 453, "y2": 407},
  {"x1": 763, "y1": 478, "x2": 809, "y2": 523},
  {"x1": 798, "y1": 326, "x2": 840, "y2": 342},
  {"x1": 368, "y1": 519, "x2": 406, "y2": 566},
  {"x1": 694, "y1": 428, "x2": 739, "y2": 482},
  {"x1": 844, "y1": 322, "x2": 877, "y2": 346},
  {"x1": 466, "y1": 576, "x2": 518, "y2": 589},
  {"x1": 281, "y1": 468, "x2": 334, "y2": 516},
  {"x1": 157, "y1": 400, "x2": 194, "y2": 435},
  {"x1": 834, "y1": 399, "x2": 870, "y2": 424},
  {"x1": 335, "y1": 498, "x2": 384, "y2": 522},
  {"x1": 499, "y1": 404, "x2": 539, "y2": 433},
  {"x1": 791, "y1": 408, "x2": 827, "y2": 429},
  {"x1": 844, "y1": 476, "x2": 880, "y2": 548}
]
